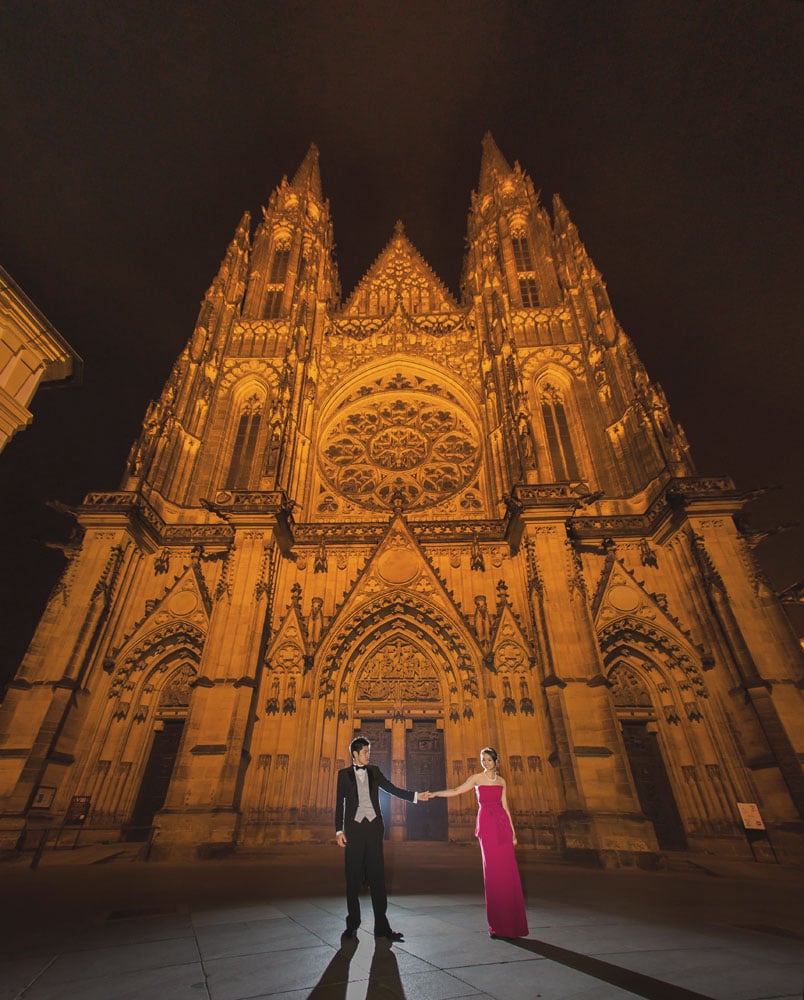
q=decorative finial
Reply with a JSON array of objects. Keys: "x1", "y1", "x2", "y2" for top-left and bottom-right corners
[
  {"x1": 390, "y1": 488, "x2": 406, "y2": 515},
  {"x1": 393, "y1": 219, "x2": 405, "y2": 237}
]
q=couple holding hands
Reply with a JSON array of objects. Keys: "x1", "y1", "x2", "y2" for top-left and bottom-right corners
[{"x1": 335, "y1": 737, "x2": 529, "y2": 943}]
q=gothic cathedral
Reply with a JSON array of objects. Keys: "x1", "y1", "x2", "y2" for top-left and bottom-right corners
[{"x1": 2, "y1": 137, "x2": 802, "y2": 865}]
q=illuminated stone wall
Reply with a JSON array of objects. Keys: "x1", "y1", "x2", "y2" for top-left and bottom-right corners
[{"x1": 1, "y1": 139, "x2": 801, "y2": 865}]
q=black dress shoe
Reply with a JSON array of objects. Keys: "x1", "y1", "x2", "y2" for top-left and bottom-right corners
[{"x1": 374, "y1": 928, "x2": 404, "y2": 942}]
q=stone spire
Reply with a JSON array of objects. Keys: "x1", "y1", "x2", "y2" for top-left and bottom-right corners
[
  {"x1": 478, "y1": 132, "x2": 512, "y2": 194},
  {"x1": 289, "y1": 143, "x2": 323, "y2": 202}
]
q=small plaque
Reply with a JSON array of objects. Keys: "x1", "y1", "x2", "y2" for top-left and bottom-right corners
[
  {"x1": 65, "y1": 795, "x2": 90, "y2": 825},
  {"x1": 31, "y1": 786, "x2": 56, "y2": 809},
  {"x1": 736, "y1": 802, "x2": 765, "y2": 830}
]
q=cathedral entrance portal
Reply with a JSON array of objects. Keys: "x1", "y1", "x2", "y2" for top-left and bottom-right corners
[
  {"x1": 349, "y1": 630, "x2": 448, "y2": 841},
  {"x1": 621, "y1": 722, "x2": 687, "y2": 852},
  {"x1": 354, "y1": 719, "x2": 447, "y2": 841},
  {"x1": 125, "y1": 720, "x2": 184, "y2": 841},
  {"x1": 609, "y1": 662, "x2": 687, "y2": 852}
]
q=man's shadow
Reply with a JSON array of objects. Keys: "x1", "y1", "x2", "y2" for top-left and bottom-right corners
[{"x1": 307, "y1": 936, "x2": 406, "y2": 999}]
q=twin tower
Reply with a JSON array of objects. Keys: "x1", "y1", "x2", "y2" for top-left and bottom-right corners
[{"x1": 1, "y1": 136, "x2": 801, "y2": 864}]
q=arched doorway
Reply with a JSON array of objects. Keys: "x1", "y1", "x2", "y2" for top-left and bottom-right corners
[
  {"x1": 125, "y1": 663, "x2": 193, "y2": 841},
  {"x1": 609, "y1": 662, "x2": 687, "y2": 852},
  {"x1": 352, "y1": 635, "x2": 448, "y2": 841}
]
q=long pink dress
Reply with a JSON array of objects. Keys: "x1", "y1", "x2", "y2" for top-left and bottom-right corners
[{"x1": 475, "y1": 784, "x2": 529, "y2": 938}]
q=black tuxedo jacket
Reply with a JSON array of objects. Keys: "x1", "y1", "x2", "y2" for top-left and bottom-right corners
[{"x1": 335, "y1": 764, "x2": 414, "y2": 833}]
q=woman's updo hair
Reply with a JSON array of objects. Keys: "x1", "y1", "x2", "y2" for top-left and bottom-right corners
[{"x1": 480, "y1": 746, "x2": 499, "y2": 766}]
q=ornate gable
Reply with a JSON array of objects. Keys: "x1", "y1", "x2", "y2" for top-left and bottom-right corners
[
  {"x1": 315, "y1": 515, "x2": 483, "y2": 720},
  {"x1": 491, "y1": 603, "x2": 532, "y2": 671},
  {"x1": 594, "y1": 559, "x2": 684, "y2": 635},
  {"x1": 115, "y1": 560, "x2": 211, "y2": 656},
  {"x1": 263, "y1": 591, "x2": 309, "y2": 715},
  {"x1": 343, "y1": 221, "x2": 457, "y2": 316},
  {"x1": 327, "y1": 514, "x2": 470, "y2": 627},
  {"x1": 104, "y1": 562, "x2": 210, "y2": 723},
  {"x1": 594, "y1": 558, "x2": 712, "y2": 718},
  {"x1": 265, "y1": 589, "x2": 309, "y2": 670}
]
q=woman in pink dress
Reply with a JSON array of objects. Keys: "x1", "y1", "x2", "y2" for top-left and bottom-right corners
[{"x1": 431, "y1": 747, "x2": 528, "y2": 939}]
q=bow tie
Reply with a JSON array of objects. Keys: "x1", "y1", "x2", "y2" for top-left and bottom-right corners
[{"x1": 354, "y1": 765, "x2": 367, "y2": 771}]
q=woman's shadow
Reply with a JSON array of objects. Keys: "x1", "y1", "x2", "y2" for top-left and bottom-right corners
[{"x1": 307, "y1": 936, "x2": 406, "y2": 999}]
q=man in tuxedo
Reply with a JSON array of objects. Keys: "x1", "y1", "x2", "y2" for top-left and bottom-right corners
[{"x1": 335, "y1": 736, "x2": 430, "y2": 942}]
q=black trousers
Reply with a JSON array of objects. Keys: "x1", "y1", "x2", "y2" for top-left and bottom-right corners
[{"x1": 344, "y1": 816, "x2": 391, "y2": 933}]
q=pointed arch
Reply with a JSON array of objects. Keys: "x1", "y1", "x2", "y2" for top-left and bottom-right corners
[
  {"x1": 608, "y1": 662, "x2": 655, "y2": 712},
  {"x1": 505, "y1": 214, "x2": 539, "y2": 308},
  {"x1": 316, "y1": 591, "x2": 482, "y2": 722},
  {"x1": 529, "y1": 365, "x2": 588, "y2": 483},
  {"x1": 260, "y1": 227, "x2": 292, "y2": 318},
  {"x1": 602, "y1": 648, "x2": 691, "y2": 851},
  {"x1": 219, "y1": 377, "x2": 273, "y2": 490},
  {"x1": 108, "y1": 621, "x2": 206, "y2": 723},
  {"x1": 598, "y1": 615, "x2": 710, "y2": 725},
  {"x1": 352, "y1": 630, "x2": 448, "y2": 711},
  {"x1": 538, "y1": 381, "x2": 578, "y2": 480}
]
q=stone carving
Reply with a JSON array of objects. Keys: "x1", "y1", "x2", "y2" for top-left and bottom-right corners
[
  {"x1": 319, "y1": 388, "x2": 480, "y2": 513},
  {"x1": 159, "y1": 663, "x2": 196, "y2": 707},
  {"x1": 314, "y1": 541, "x2": 328, "y2": 573},
  {"x1": 356, "y1": 638, "x2": 441, "y2": 703},
  {"x1": 501, "y1": 675, "x2": 516, "y2": 715},
  {"x1": 473, "y1": 595, "x2": 491, "y2": 651},
  {"x1": 307, "y1": 597, "x2": 324, "y2": 646},
  {"x1": 608, "y1": 664, "x2": 652, "y2": 708}
]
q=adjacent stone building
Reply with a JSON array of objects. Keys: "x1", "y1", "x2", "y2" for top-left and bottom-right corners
[
  {"x1": 0, "y1": 266, "x2": 82, "y2": 454},
  {"x1": 1, "y1": 138, "x2": 801, "y2": 864}
]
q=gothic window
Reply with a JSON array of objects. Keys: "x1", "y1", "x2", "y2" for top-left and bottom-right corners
[
  {"x1": 511, "y1": 235, "x2": 534, "y2": 271},
  {"x1": 511, "y1": 234, "x2": 539, "y2": 307},
  {"x1": 263, "y1": 244, "x2": 290, "y2": 318},
  {"x1": 225, "y1": 393, "x2": 263, "y2": 489},
  {"x1": 319, "y1": 384, "x2": 480, "y2": 513},
  {"x1": 263, "y1": 288, "x2": 283, "y2": 319},
  {"x1": 540, "y1": 383, "x2": 580, "y2": 481},
  {"x1": 519, "y1": 276, "x2": 539, "y2": 308},
  {"x1": 269, "y1": 247, "x2": 290, "y2": 283}
]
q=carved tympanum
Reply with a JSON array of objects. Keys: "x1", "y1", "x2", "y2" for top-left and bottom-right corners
[{"x1": 356, "y1": 638, "x2": 441, "y2": 703}]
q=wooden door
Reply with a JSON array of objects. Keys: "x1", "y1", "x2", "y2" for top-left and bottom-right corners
[
  {"x1": 405, "y1": 721, "x2": 447, "y2": 841},
  {"x1": 126, "y1": 721, "x2": 184, "y2": 841},
  {"x1": 621, "y1": 721, "x2": 687, "y2": 851}
]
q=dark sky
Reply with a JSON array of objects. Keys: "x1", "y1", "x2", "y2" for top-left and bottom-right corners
[{"x1": 1, "y1": 1, "x2": 802, "y2": 687}]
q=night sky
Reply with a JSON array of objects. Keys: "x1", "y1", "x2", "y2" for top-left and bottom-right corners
[{"x1": 1, "y1": 2, "x2": 802, "y2": 689}]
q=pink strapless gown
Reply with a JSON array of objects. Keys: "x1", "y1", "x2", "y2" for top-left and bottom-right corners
[{"x1": 475, "y1": 784, "x2": 528, "y2": 938}]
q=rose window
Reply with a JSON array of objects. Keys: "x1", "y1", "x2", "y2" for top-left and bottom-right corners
[
  {"x1": 369, "y1": 427, "x2": 429, "y2": 469},
  {"x1": 320, "y1": 390, "x2": 480, "y2": 512}
]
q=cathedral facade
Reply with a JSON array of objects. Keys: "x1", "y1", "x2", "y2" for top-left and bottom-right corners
[{"x1": 1, "y1": 137, "x2": 802, "y2": 865}]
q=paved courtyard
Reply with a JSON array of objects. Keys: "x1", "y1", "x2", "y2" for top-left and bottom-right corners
[{"x1": 0, "y1": 844, "x2": 802, "y2": 999}]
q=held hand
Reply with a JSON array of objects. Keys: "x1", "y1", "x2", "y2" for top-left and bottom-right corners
[
  {"x1": 418, "y1": 790, "x2": 431, "y2": 801},
  {"x1": 336, "y1": 832, "x2": 347, "y2": 848}
]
